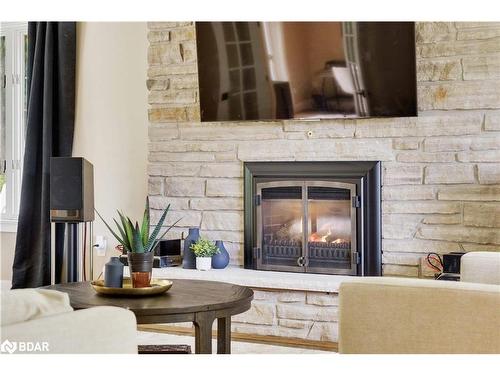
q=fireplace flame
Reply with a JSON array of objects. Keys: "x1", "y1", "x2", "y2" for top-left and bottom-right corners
[
  {"x1": 309, "y1": 229, "x2": 348, "y2": 244},
  {"x1": 321, "y1": 229, "x2": 332, "y2": 242},
  {"x1": 331, "y1": 238, "x2": 346, "y2": 244}
]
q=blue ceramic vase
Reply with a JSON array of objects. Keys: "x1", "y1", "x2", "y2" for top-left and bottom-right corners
[
  {"x1": 212, "y1": 240, "x2": 230, "y2": 269},
  {"x1": 104, "y1": 257, "x2": 124, "y2": 288},
  {"x1": 182, "y1": 228, "x2": 200, "y2": 269}
]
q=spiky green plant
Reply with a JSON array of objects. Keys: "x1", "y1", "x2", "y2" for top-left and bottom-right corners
[{"x1": 96, "y1": 198, "x2": 180, "y2": 253}]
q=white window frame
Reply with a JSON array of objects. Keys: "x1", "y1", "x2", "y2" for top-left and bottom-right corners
[{"x1": 0, "y1": 22, "x2": 27, "y2": 232}]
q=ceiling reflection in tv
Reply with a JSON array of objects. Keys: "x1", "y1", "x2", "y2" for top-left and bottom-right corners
[{"x1": 196, "y1": 22, "x2": 417, "y2": 122}]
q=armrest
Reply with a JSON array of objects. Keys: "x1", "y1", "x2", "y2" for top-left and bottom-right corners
[
  {"x1": 1, "y1": 306, "x2": 138, "y2": 354},
  {"x1": 1, "y1": 289, "x2": 73, "y2": 326},
  {"x1": 461, "y1": 251, "x2": 500, "y2": 285},
  {"x1": 338, "y1": 277, "x2": 500, "y2": 354}
]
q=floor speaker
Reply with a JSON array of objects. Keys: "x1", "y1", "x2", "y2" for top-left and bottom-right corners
[{"x1": 50, "y1": 157, "x2": 94, "y2": 222}]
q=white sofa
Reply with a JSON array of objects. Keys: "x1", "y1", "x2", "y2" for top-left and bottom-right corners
[
  {"x1": 461, "y1": 251, "x2": 500, "y2": 285},
  {"x1": 0, "y1": 288, "x2": 138, "y2": 354},
  {"x1": 338, "y1": 251, "x2": 500, "y2": 354}
]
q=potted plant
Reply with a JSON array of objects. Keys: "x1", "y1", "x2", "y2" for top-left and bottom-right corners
[
  {"x1": 96, "y1": 198, "x2": 179, "y2": 288},
  {"x1": 190, "y1": 238, "x2": 220, "y2": 271}
]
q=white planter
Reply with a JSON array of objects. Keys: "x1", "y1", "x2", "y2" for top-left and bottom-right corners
[{"x1": 196, "y1": 257, "x2": 212, "y2": 271}]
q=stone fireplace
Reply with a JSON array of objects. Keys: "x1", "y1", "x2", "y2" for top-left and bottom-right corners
[
  {"x1": 145, "y1": 22, "x2": 500, "y2": 346},
  {"x1": 147, "y1": 22, "x2": 500, "y2": 278},
  {"x1": 243, "y1": 161, "x2": 381, "y2": 276}
]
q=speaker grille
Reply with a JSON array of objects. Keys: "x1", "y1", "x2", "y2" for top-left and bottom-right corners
[{"x1": 50, "y1": 157, "x2": 94, "y2": 222}]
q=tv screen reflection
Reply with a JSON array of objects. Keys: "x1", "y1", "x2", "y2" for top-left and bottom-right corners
[{"x1": 196, "y1": 22, "x2": 417, "y2": 122}]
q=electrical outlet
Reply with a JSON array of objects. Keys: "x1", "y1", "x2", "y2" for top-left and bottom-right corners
[{"x1": 94, "y1": 235, "x2": 107, "y2": 256}]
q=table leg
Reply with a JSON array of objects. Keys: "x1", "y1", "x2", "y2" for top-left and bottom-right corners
[
  {"x1": 193, "y1": 311, "x2": 215, "y2": 354},
  {"x1": 217, "y1": 317, "x2": 231, "y2": 354}
]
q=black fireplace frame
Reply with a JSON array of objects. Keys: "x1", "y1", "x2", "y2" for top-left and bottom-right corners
[{"x1": 244, "y1": 161, "x2": 382, "y2": 276}]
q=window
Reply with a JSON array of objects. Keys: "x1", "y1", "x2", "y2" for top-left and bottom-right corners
[{"x1": 0, "y1": 22, "x2": 27, "y2": 232}]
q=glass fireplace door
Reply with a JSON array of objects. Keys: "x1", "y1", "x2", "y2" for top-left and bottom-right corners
[
  {"x1": 255, "y1": 180, "x2": 359, "y2": 275},
  {"x1": 306, "y1": 182, "x2": 357, "y2": 275},
  {"x1": 256, "y1": 182, "x2": 306, "y2": 272}
]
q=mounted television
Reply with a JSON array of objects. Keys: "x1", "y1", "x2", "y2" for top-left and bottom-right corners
[{"x1": 196, "y1": 22, "x2": 417, "y2": 122}]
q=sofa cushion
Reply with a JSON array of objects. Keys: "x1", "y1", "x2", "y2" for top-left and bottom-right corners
[
  {"x1": 1, "y1": 306, "x2": 137, "y2": 354},
  {"x1": 1, "y1": 289, "x2": 73, "y2": 326},
  {"x1": 461, "y1": 251, "x2": 500, "y2": 285}
]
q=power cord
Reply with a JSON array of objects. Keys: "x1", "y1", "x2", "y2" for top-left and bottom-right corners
[{"x1": 426, "y1": 252, "x2": 443, "y2": 277}]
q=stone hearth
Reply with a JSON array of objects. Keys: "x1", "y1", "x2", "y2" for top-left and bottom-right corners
[{"x1": 127, "y1": 266, "x2": 345, "y2": 343}]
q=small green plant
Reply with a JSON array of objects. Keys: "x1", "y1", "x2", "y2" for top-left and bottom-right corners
[
  {"x1": 95, "y1": 198, "x2": 180, "y2": 253},
  {"x1": 190, "y1": 238, "x2": 220, "y2": 258}
]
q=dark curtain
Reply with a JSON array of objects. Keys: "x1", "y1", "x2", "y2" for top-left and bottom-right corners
[{"x1": 12, "y1": 22, "x2": 76, "y2": 288}]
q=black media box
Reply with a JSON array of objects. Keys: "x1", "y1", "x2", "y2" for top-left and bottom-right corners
[
  {"x1": 120, "y1": 239, "x2": 182, "y2": 268},
  {"x1": 442, "y1": 252, "x2": 466, "y2": 274}
]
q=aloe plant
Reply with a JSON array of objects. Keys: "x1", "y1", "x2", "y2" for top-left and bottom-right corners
[{"x1": 96, "y1": 198, "x2": 179, "y2": 253}]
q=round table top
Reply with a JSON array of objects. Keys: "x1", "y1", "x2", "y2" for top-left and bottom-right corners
[{"x1": 44, "y1": 279, "x2": 254, "y2": 317}]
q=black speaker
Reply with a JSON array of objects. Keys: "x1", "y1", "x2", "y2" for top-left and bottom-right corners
[
  {"x1": 443, "y1": 252, "x2": 466, "y2": 274},
  {"x1": 157, "y1": 239, "x2": 181, "y2": 257},
  {"x1": 50, "y1": 157, "x2": 94, "y2": 222}
]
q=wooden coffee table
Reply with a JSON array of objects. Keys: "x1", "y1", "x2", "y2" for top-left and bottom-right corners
[{"x1": 44, "y1": 279, "x2": 253, "y2": 354}]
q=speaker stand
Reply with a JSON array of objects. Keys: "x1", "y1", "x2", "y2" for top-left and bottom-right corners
[{"x1": 50, "y1": 221, "x2": 95, "y2": 284}]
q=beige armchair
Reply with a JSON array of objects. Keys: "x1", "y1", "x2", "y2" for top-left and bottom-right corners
[
  {"x1": 1, "y1": 288, "x2": 138, "y2": 354},
  {"x1": 338, "y1": 252, "x2": 500, "y2": 354}
]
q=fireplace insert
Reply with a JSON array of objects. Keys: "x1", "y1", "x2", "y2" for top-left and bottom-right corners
[{"x1": 244, "y1": 161, "x2": 381, "y2": 276}]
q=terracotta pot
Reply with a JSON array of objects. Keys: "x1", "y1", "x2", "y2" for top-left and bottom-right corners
[{"x1": 128, "y1": 252, "x2": 154, "y2": 288}]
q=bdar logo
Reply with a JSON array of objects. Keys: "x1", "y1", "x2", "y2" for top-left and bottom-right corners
[{"x1": 1, "y1": 340, "x2": 17, "y2": 354}]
